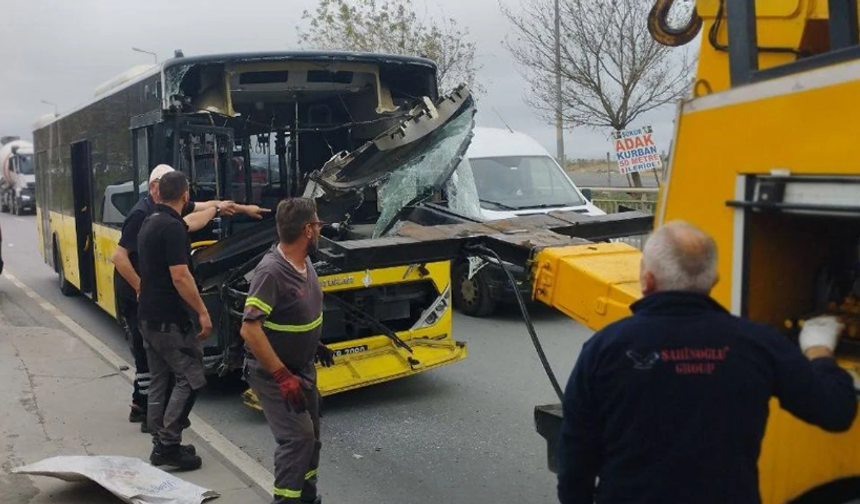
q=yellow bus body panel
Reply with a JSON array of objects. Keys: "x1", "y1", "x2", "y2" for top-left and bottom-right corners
[{"x1": 92, "y1": 224, "x2": 121, "y2": 318}]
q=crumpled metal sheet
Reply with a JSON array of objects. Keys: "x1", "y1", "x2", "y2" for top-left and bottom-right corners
[
  {"x1": 12, "y1": 456, "x2": 219, "y2": 504},
  {"x1": 372, "y1": 102, "x2": 477, "y2": 237}
]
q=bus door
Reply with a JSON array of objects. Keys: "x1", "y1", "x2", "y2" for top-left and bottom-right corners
[
  {"x1": 70, "y1": 140, "x2": 96, "y2": 298},
  {"x1": 176, "y1": 126, "x2": 234, "y2": 240}
]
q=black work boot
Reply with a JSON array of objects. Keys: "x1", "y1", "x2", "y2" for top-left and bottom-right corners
[
  {"x1": 180, "y1": 444, "x2": 197, "y2": 456},
  {"x1": 150, "y1": 443, "x2": 202, "y2": 470},
  {"x1": 300, "y1": 497, "x2": 321, "y2": 504},
  {"x1": 129, "y1": 404, "x2": 146, "y2": 423}
]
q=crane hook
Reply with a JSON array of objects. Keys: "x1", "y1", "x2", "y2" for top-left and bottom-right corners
[{"x1": 648, "y1": 0, "x2": 703, "y2": 47}]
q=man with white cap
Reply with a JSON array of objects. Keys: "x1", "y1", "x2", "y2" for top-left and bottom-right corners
[{"x1": 112, "y1": 164, "x2": 269, "y2": 430}]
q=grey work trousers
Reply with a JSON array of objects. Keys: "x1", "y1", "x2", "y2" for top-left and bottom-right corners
[
  {"x1": 141, "y1": 322, "x2": 206, "y2": 447},
  {"x1": 245, "y1": 359, "x2": 320, "y2": 504}
]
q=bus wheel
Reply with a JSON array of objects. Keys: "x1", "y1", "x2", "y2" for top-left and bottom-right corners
[
  {"x1": 453, "y1": 261, "x2": 497, "y2": 317},
  {"x1": 55, "y1": 243, "x2": 77, "y2": 297}
]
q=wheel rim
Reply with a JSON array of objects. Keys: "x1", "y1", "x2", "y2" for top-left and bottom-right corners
[{"x1": 460, "y1": 273, "x2": 480, "y2": 307}]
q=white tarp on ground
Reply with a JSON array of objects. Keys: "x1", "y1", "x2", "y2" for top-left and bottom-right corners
[{"x1": 12, "y1": 455, "x2": 219, "y2": 504}]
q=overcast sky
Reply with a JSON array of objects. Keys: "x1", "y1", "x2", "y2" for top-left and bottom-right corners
[{"x1": 0, "y1": 0, "x2": 688, "y2": 160}]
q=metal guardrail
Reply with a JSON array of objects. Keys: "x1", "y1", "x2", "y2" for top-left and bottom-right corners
[
  {"x1": 593, "y1": 199, "x2": 657, "y2": 215},
  {"x1": 589, "y1": 187, "x2": 659, "y2": 216},
  {"x1": 586, "y1": 187, "x2": 660, "y2": 250}
]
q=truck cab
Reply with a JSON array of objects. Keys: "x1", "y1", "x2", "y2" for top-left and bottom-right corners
[{"x1": 0, "y1": 138, "x2": 36, "y2": 215}]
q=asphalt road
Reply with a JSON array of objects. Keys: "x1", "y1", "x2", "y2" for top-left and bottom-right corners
[{"x1": 0, "y1": 212, "x2": 592, "y2": 504}]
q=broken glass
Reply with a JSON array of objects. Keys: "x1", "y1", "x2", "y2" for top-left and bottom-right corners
[
  {"x1": 164, "y1": 65, "x2": 192, "y2": 99},
  {"x1": 373, "y1": 104, "x2": 477, "y2": 238},
  {"x1": 445, "y1": 158, "x2": 483, "y2": 222}
]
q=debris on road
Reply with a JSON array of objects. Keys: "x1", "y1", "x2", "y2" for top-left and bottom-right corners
[{"x1": 12, "y1": 455, "x2": 219, "y2": 504}]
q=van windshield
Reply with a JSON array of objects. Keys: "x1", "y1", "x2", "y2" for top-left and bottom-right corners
[{"x1": 470, "y1": 155, "x2": 585, "y2": 210}]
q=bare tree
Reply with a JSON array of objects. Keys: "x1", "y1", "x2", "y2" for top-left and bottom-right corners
[
  {"x1": 298, "y1": 0, "x2": 480, "y2": 93},
  {"x1": 503, "y1": 0, "x2": 694, "y2": 186}
]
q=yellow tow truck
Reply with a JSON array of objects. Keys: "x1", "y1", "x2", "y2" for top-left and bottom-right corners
[{"x1": 531, "y1": 1, "x2": 860, "y2": 502}]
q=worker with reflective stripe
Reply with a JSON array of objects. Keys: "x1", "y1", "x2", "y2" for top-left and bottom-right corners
[{"x1": 240, "y1": 197, "x2": 335, "y2": 504}]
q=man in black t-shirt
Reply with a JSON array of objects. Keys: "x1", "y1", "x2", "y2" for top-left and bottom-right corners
[
  {"x1": 112, "y1": 164, "x2": 269, "y2": 429},
  {"x1": 137, "y1": 171, "x2": 211, "y2": 470}
]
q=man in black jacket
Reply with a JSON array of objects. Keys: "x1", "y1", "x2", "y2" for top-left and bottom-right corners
[{"x1": 558, "y1": 221, "x2": 857, "y2": 504}]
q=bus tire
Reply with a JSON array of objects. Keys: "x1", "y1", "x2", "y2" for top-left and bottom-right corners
[
  {"x1": 55, "y1": 241, "x2": 77, "y2": 297},
  {"x1": 452, "y1": 261, "x2": 497, "y2": 317}
]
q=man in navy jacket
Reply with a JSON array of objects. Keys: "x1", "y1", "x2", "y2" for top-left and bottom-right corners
[{"x1": 558, "y1": 221, "x2": 857, "y2": 504}]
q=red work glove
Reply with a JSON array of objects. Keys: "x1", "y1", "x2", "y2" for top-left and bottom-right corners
[{"x1": 272, "y1": 367, "x2": 307, "y2": 412}]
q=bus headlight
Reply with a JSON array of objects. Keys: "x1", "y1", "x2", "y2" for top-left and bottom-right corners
[{"x1": 411, "y1": 284, "x2": 450, "y2": 330}]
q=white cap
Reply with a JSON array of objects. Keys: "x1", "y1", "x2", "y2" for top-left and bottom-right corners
[{"x1": 149, "y1": 164, "x2": 175, "y2": 184}]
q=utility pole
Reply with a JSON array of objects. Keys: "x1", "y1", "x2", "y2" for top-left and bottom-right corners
[
  {"x1": 606, "y1": 151, "x2": 611, "y2": 187},
  {"x1": 554, "y1": 0, "x2": 564, "y2": 168}
]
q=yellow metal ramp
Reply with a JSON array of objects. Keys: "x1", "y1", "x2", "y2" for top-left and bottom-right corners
[{"x1": 533, "y1": 242, "x2": 643, "y2": 331}]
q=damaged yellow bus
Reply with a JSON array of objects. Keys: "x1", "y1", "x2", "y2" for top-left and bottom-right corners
[{"x1": 32, "y1": 51, "x2": 468, "y2": 398}]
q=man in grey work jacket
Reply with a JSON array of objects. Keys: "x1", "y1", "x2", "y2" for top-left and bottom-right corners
[{"x1": 241, "y1": 197, "x2": 335, "y2": 504}]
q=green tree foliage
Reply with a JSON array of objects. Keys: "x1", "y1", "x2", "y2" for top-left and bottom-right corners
[{"x1": 298, "y1": 0, "x2": 480, "y2": 92}]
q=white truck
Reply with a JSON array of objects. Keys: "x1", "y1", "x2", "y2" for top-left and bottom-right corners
[{"x1": 0, "y1": 136, "x2": 36, "y2": 215}]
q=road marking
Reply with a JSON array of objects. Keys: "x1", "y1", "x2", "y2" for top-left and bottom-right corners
[{"x1": 1, "y1": 270, "x2": 274, "y2": 495}]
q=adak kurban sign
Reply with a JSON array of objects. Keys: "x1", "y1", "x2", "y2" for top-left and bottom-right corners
[{"x1": 613, "y1": 126, "x2": 662, "y2": 175}]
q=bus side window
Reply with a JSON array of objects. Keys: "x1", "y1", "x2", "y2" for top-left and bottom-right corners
[
  {"x1": 97, "y1": 129, "x2": 140, "y2": 226},
  {"x1": 134, "y1": 128, "x2": 150, "y2": 200}
]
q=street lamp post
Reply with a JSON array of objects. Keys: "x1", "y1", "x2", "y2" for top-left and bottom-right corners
[
  {"x1": 131, "y1": 47, "x2": 158, "y2": 64},
  {"x1": 40, "y1": 100, "x2": 58, "y2": 116}
]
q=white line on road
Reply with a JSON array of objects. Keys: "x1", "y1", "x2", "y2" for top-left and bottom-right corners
[{"x1": 1, "y1": 270, "x2": 275, "y2": 496}]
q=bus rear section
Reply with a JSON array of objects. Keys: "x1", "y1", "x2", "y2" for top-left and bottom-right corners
[{"x1": 32, "y1": 51, "x2": 469, "y2": 395}]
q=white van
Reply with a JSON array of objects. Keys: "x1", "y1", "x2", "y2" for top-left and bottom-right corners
[
  {"x1": 467, "y1": 127, "x2": 605, "y2": 220},
  {"x1": 451, "y1": 127, "x2": 605, "y2": 317}
]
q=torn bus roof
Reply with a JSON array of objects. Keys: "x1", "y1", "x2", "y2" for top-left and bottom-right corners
[{"x1": 307, "y1": 85, "x2": 474, "y2": 195}]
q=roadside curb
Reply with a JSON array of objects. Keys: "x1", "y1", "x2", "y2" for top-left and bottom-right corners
[{"x1": 2, "y1": 270, "x2": 274, "y2": 500}]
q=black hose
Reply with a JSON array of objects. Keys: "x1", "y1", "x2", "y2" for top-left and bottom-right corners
[
  {"x1": 467, "y1": 244, "x2": 564, "y2": 401},
  {"x1": 709, "y1": 0, "x2": 803, "y2": 56}
]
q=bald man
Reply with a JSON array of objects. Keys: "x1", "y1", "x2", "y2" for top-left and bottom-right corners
[{"x1": 557, "y1": 221, "x2": 857, "y2": 504}]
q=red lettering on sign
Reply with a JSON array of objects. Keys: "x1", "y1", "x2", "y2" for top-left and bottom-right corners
[
  {"x1": 615, "y1": 140, "x2": 625, "y2": 151},
  {"x1": 643, "y1": 134, "x2": 655, "y2": 146},
  {"x1": 624, "y1": 138, "x2": 636, "y2": 150}
]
